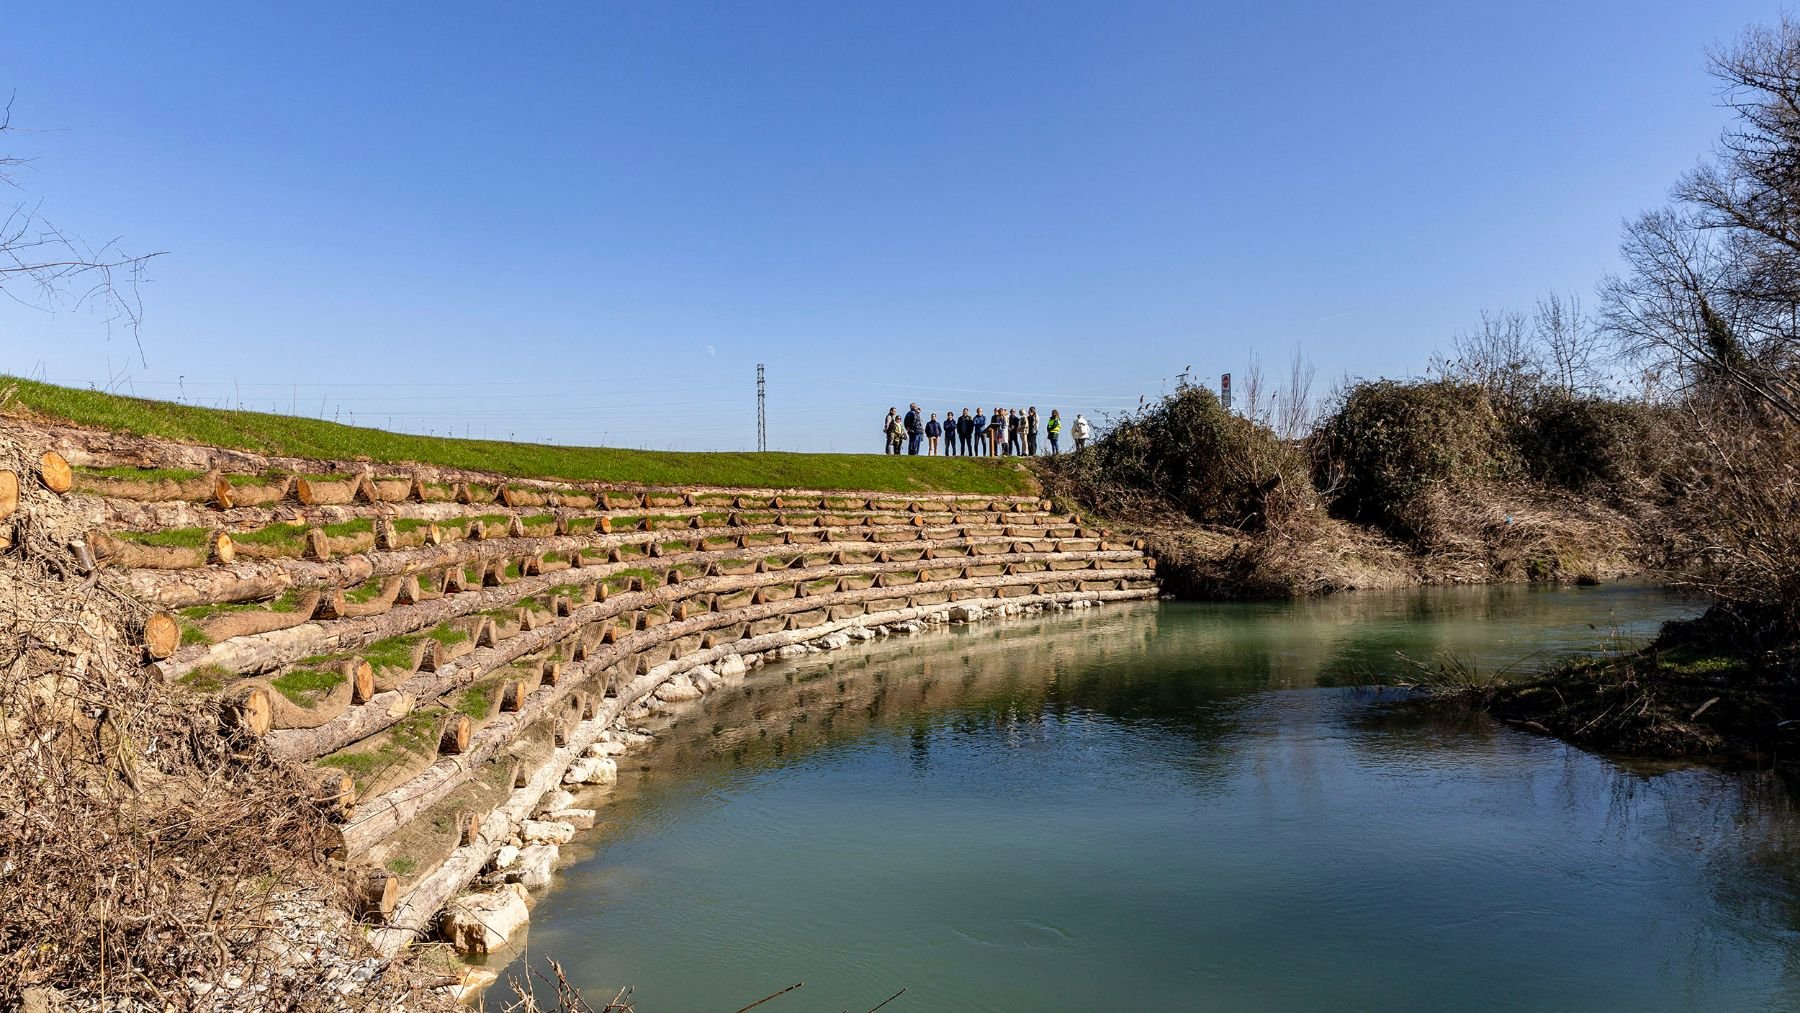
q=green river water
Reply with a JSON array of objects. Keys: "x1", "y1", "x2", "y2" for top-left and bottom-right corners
[{"x1": 496, "y1": 585, "x2": 1800, "y2": 1011}]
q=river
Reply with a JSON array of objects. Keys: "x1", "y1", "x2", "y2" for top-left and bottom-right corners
[{"x1": 495, "y1": 584, "x2": 1800, "y2": 1011}]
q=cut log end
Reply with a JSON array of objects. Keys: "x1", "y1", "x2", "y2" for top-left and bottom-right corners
[
  {"x1": 38, "y1": 451, "x2": 72, "y2": 494},
  {"x1": 349, "y1": 659, "x2": 375, "y2": 704},
  {"x1": 499, "y1": 679, "x2": 525, "y2": 713},
  {"x1": 439, "y1": 714, "x2": 472, "y2": 755},
  {"x1": 0, "y1": 470, "x2": 17, "y2": 520},
  {"x1": 143, "y1": 612, "x2": 181, "y2": 660},
  {"x1": 354, "y1": 869, "x2": 400, "y2": 923},
  {"x1": 223, "y1": 686, "x2": 273, "y2": 738},
  {"x1": 316, "y1": 772, "x2": 357, "y2": 820}
]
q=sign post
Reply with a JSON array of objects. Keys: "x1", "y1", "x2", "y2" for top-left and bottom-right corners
[{"x1": 1221, "y1": 373, "x2": 1232, "y2": 411}]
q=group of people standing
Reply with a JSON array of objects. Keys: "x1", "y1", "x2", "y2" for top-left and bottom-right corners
[{"x1": 883, "y1": 403, "x2": 1091, "y2": 456}]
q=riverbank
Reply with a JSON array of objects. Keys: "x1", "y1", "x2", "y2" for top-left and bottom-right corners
[
  {"x1": 1417, "y1": 608, "x2": 1800, "y2": 766},
  {"x1": 0, "y1": 400, "x2": 1155, "y2": 1011},
  {"x1": 1101, "y1": 480, "x2": 1650, "y2": 600}
]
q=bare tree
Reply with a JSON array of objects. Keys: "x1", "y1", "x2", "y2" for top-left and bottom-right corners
[
  {"x1": 1533, "y1": 291, "x2": 1605, "y2": 394},
  {"x1": 1, "y1": 97, "x2": 163, "y2": 366},
  {"x1": 1601, "y1": 18, "x2": 1800, "y2": 424},
  {"x1": 1441, "y1": 308, "x2": 1538, "y2": 411}
]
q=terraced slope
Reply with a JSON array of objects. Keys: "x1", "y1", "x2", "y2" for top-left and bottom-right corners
[{"x1": 5, "y1": 414, "x2": 1158, "y2": 978}]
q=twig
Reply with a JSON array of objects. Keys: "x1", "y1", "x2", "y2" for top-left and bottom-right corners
[{"x1": 734, "y1": 982, "x2": 804, "y2": 1013}]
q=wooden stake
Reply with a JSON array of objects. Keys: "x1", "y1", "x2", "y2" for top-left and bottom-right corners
[
  {"x1": 499, "y1": 680, "x2": 525, "y2": 712},
  {"x1": 355, "y1": 870, "x2": 399, "y2": 922},
  {"x1": 349, "y1": 658, "x2": 375, "y2": 704},
  {"x1": 439, "y1": 714, "x2": 471, "y2": 755}
]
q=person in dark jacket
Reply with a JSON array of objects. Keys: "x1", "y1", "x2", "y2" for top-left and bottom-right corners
[
  {"x1": 971, "y1": 410, "x2": 988, "y2": 456},
  {"x1": 945, "y1": 408, "x2": 958, "y2": 455},
  {"x1": 1008, "y1": 408, "x2": 1023, "y2": 455},
  {"x1": 925, "y1": 413, "x2": 942, "y2": 455},
  {"x1": 1026, "y1": 407, "x2": 1039, "y2": 455},
  {"x1": 904, "y1": 403, "x2": 922, "y2": 456},
  {"x1": 958, "y1": 409, "x2": 974, "y2": 455}
]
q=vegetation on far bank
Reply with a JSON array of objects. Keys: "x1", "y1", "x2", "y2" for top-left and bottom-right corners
[
  {"x1": 1046, "y1": 16, "x2": 1800, "y2": 759},
  {"x1": 0, "y1": 377, "x2": 1034, "y2": 495}
]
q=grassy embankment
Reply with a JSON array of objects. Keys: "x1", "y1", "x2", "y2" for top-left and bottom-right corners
[{"x1": 1, "y1": 377, "x2": 1033, "y2": 495}]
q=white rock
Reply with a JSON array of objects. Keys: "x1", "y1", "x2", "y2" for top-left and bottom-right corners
[
  {"x1": 515, "y1": 844, "x2": 559, "y2": 889},
  {"x1": 655, "y1": 674, "x2": 703, "y2": 702},
  {"x1": 521, "y1": 820, "x2": 575, "y2": 845},
  {"x1": 562, "y1": 756, "x2": 617, "y2": 785},
  {"x1": 774, "y1": 644, "x2": 810, "y2": 659},
  {"x1": 948, "y1": 605, "x2": 984, "y2": 623},
  {"x1": 689, "y1": 665, "x2": 722, "y2": 690},
  {"x1": 537, "y1": 789, "x2": 576, "y2": 813},
  {"x1": 493, "y1": 845, "x2": 520, "y2": 870},
  {"x1": 816, "y1": 632, "x2": 852, "y2": 651},
  {"x1": 544, "y1": 807, "x2": 597, "y2": 830},
  {"x1": 440, "y1": 884, "x2": 530, "y2": 955},
  {"x1": 716, "y1": 654, "x2": 748, "y2": 680},
  {"x1": 846, "y1": 626, "x2": 875, "y2": 641},
  {"x1": 445, "y1": 966, "x2": 499, "y2": 1006},
  {"x1": 587, "y1": 739, "x2": 627, "y2": 757}
]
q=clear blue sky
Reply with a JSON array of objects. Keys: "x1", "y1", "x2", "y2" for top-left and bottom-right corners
[{"x1": 2, "y1": 1, "x2": 1781, "y2": 451}]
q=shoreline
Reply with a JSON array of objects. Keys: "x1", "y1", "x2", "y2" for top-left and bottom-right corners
[{"x1": 419, "y1": 590, "x2": 1157, "y2": 1000}]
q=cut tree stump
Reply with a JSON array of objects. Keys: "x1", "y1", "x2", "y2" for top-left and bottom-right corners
[{"x1": 0, "y1": 470, "x2": 16, "y2": 520}]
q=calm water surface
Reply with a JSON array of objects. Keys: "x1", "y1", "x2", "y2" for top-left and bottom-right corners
[{"x1": 499, "y1": 585, "x2": 1800, "y2": 1011}]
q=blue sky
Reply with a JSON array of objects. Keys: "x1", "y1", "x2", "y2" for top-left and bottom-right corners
[{"x1": 2, "y1": 1, "x2": 1781, "y2": 451}]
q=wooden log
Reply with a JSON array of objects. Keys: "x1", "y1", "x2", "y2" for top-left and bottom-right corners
[
  {"x1": 0, "y1": 470, "x2": 15, "y2": 521},
  {"x1": 38, "y1": 451, "x2": 71, "y2": 494},
  {"x1": 143, "y1": 612, "x2": 181, "y2": 661},
  {"x1": 295, "y1": 475, "x2": 363, "y2": 506}
]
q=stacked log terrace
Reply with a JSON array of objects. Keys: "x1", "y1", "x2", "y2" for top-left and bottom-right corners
[{"x1": 18, "y1": 424, "x2": 1159, "y2": 963}]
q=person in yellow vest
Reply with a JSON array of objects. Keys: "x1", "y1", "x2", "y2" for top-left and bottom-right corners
[{"x1": 1046, "y1": 410, "x2": 1062, "y2": 454}]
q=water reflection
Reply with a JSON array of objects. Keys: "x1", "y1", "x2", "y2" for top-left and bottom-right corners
[{"x1": 503, "y1": 585, "x2": 1800, "y2": 1012}]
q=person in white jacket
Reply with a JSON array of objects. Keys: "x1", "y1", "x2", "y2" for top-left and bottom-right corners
[{"x1": 1072, "y1": 413, "x2": 1092, "y2": 451}]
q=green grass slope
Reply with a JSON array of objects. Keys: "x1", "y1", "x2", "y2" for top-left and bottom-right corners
[{"x1": 2, "y1": 378, "x2": 1034, "y2": 495}]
